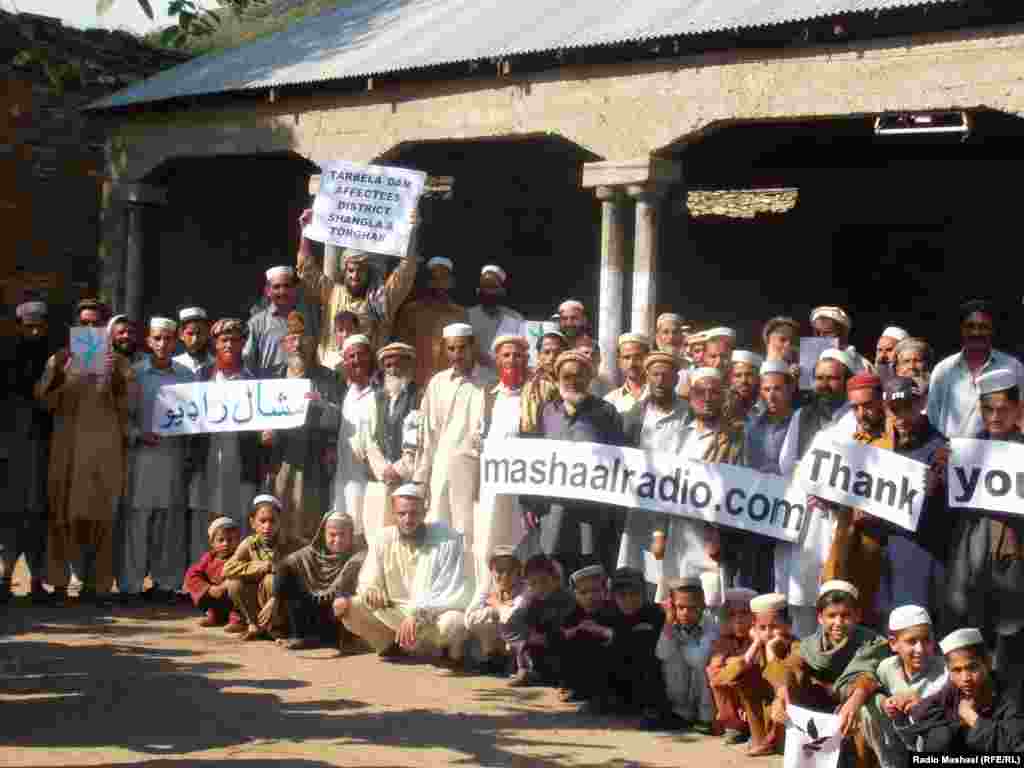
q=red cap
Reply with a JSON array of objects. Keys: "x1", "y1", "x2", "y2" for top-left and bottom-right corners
[{"x1": 847, "y1": 373, "x2": 882, "y2": 394}]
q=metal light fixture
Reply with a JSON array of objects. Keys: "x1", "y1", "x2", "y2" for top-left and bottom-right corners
[{"x1": 874, "y1": 111, "x2": 971, "y2": 137}]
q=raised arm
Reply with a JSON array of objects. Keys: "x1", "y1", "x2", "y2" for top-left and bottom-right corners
[{"x1": 296, "y1": 209, "x2": 333, "y2": 305}]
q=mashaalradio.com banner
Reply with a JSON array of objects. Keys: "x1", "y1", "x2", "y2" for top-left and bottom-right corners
[{"x1": 480, "y1": 438, "x2": 805, "y2": 543}]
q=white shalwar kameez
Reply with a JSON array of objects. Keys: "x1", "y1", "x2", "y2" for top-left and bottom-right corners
[
  {"x1": 200, "y1": 369, "x2": 256, "y2": 537},
  {"x1": 173, "y1": 351, "x2": 214, "y2": 563},
  {"x1": 334, "y1": 382, "x2": 375, "y2": 536}
]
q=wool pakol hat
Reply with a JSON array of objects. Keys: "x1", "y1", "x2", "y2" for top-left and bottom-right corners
[
  {"x1": 617, "y1": 332, "x2": 651, "y2": 350},
  {"x1": 644, "y1": 351, "x2": 679, "y2": 371},
  {"x1": 211, "y1": 318, "x2": 247, "y2": 338},
  {"x1": 492, "y1": 334, "x2": 529, "y2": 353},
  {"x1": 554, "y1": 350, "x2": 593, "y2": 374},
  {"x1": 377, "y1": 342, "x2": 416, "y2": 361}
]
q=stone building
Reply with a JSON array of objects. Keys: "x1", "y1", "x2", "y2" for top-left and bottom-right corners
[{"x1": 87, "y1": 0, "x2": 1024, "y2": 377}]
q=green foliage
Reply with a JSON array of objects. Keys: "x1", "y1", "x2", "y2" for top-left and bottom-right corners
[
  {"x1": 12, "y1": 49, "x2": 83, "y2": 93},
  {"x1": 101, "y1": 0, "x2": 271, "y2": 50}
]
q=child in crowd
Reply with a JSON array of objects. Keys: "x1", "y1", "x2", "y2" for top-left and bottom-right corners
[
  {"x1": 223, "y1": 494, "x2": 293, "y2": 641},
  {"x1": 706, "y1": 587, "x2": 757, "y2": 743},
  {"x1": 556, "y1": 564, "x2": 616, "y2": 704},
  {"x1": 861, "y1": 605, "x2": 948, "y2": 768},
  {"x1": 776, "y1": 580, "x2": 891, "y2": 765},
  {"x1": 601, "y1": 567, "x2": 667, "y2": 720},
  {"x1": 903, "y1": 628, "x2": 1024, "y2": 754},
  {"x1": 655, "y1": 576, "x2": 716, "y2": 731},
  {"x1": 464, "y1": 545, "x2": 527, "y2": 673},
  {"x1": 183, "y1": 516, "x2": 245, "y2": 633},
  {"x1": 510, "y1": 554, "x2": 576, "y2": 686},
  {"x1": 273, "y1": 511, "x2": 365, "y2": 651}
]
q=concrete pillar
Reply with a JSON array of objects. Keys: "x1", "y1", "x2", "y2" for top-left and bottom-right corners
[
  {"x1": 627, "y1": 183, "x2": 663, "y2": 340},
  {"x1": 595, "y1": 185, "x2": 629, "y2": 384},
  {"x1": 111, "y1": 183, "x2": 167, "y2": 319}
]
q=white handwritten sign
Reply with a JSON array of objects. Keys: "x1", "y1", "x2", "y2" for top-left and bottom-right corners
[
  {"x1": 798, "y1": 337, "x2": 837, "y2": 391},
  {"x1": 796, "y1": 432, "x2": 927, "y2": 531},
  {"x1": 69, "y1": 327, "x2": 108, "y2": 375},
  {"x1": 948, "y1": 437, "x2": 1024, "y2": 517},
  {"x1": 304, "y1": 160, "x2": 426, "y2": 257},
  {"x1": 783, "y1": 705, "x2": 842, "y2": 768},
  {"x1": 151, "y1": 379, "x2": 312, "y2": 435}
]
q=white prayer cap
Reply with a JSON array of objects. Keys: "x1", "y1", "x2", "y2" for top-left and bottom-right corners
[
  {"x1": 881, "y1": 326, "x2": 909, "y2": 342},
  {"x1": 107, "y1": 313, "x2": 130, "y2": 333},
  {"x1": 732, "y1": 350, "x2": 763, "y2": 368},
  {"x1": 324, "y1": 510, "x2": 354, "y2": 528},
  {"x1": 569, "y1": 564, "x2": 606, "y2": 586},
  {"x1": 342, "y1": 334, "x2": 371, "y2": 353},
  {"x1": 819, "y1": 579, "x2": 859, "y2": 600},
  {"x1": 16, "y1": 301, "x2": 47, "y2": 320},
  {"x1": 492, "y1": 334, "x2": 529, "y2": 353},
  {"x1": 391, "y1": 483, "x2": 425, "y2": 499},
  {"x1": 377, "y1": 341, "x2": 416, "y2": 362},
  {"x1": 617, "y1": 332, "x2": 651, "y2": 349},
  {"x1": 666, "y1": 576, "x2": 703, "y2": 591},
  {"x1": 559, "y1": 299, "x2": 585, "y2": 314},
  {"x1": 819, "y1": 347, "x2": 854, "y2": 371},
  {"x1": 690, "y1": 367, "x2": 722, "y2": 383},
  {"x1": 750, "y1": 593, "x2": 788, "y2": 614},
  {"x1": 724, "y1": 587, "x2": 757, "y2": 605},
  {"x1": 888, "y1": 605, "x2": 932, "y2": 632},
  {"x1": 939, "y1": 628, "x2": 985, "y2": 655},
  {"x1": 687, "y1": 330, "x2": 708, "y2": 344},
  {"x1": 442, "y1": 322, "x2": 474, "y2": 339},
  {"x1": 978, "y1": 369, "x2": 1017, "y2": 397},
  {"x1": 179, "y1": 307, "x2": 207, "y2": 323},
  {"x1": 481, "y1": 264, "x2": 507, "y2": 283},
  {"x1": 207, "y1": 516, "x2": 239, "y2": 538},
  {"x1": 426, "y1": 256, "x2": 454, "y2": 271},
  {"x1": 265, "y1": 266, "x2": 295, "y2": 282},
  {"x1": 705, "y1": 327, "x2": 736, "y2": 341},
  {"x1": 252, "y1": 493, "x2": 282, "y2": 510},
  {"x1": 811, "y1": 305, "x2": 852, "y2": 329},
  {"x1": 540, "y1": 323, "x2": 566, "y2": 341},
  {"x1": 760, "y1": 360, "x2": 790, "y2": 377},
  {"x1": 656, "y1": 312, "x2": 687, "y2": 329},
  {"x1": 149, "y1": 316, "x2": 177, "y2": 333}
]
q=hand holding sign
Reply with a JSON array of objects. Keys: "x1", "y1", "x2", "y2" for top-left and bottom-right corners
[{"x1": 69, "y1": 327, "x2": 109, "y2": 376}]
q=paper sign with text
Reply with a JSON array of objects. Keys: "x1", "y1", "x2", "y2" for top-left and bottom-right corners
[
  {"x1": 798, "y1": 337, "x2": 837, "y2": 390},
  {"x1": 948, "y1": 437, "x2": 1024, "y2": 517},
  {"x1": 783, "y1": 705, "x2": 842, "y2": 768},
  {"x1": 152, "y1": 379, "x2": 312, "y2": 435},
  {"x1": 69, "y1": 327, "x2": 109, "y2": 375},
  {"x1": 304, "y1": 160, "x2": 426, "y2": 256},
  {"x1": 480, "y1": 439, "x2": 806, "y2": 542},
  {"x1": 796, "y1": 432, "x2": 927, "y2": 531}
]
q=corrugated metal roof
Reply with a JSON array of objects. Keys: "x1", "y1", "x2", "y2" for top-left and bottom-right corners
[{"x1": 89, "y1": 0, "x2": 957, "y2": 110}]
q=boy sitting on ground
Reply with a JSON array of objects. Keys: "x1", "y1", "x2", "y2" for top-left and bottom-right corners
[
  {"x1": 706, "y1": 587, "x2": 757, "y2": 743},
  {"x1": 464, "y1": 545, "x2": 527, "y2": 673},
  {"x1": 509, "y1": 554, "x2": 576, "y2": 687},
  {"x1": 655, "y1": 576, "x2": 717, "y2": 731},
  {"x1": 556, "y1": 564, "x2": 616, "y2": 704},
  {"x1": 183, "y1": 516, "x2": 245, "y2": 633}
]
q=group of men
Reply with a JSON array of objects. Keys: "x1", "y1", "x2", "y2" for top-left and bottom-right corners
[{"x1": 5, "y1": 205, "x2": 1024, "y2": 761}]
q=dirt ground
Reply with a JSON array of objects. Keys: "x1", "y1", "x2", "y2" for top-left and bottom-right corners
[{"x1": 0, "y1": 564, "x2": 783, "y2": 768}]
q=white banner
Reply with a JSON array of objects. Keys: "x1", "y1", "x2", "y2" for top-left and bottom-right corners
[
  {"x1": 796, "y1": 432, "x2": 927, "y2": 532},
  {"x1": 303, "y1": 160, "x2": 426, "y2": 256},
  {"x1": 69, "y1": 327, "x2": 109, "y2": 375},
  {"x1": 948, "y1": 437, "x2": 1024, "y2": 517},
  {"x1": 480, "y1": 439, "x2": 806, "y2": 543},
  {"x1": 152, "y1": 379, "x2": 312, "y2": 435},
  {"x1": 783, "y1": 705, "x2": 842, "y2": 768},
  {"x1": 798, "y1": 337, "x2": 837, "y2": 390}
]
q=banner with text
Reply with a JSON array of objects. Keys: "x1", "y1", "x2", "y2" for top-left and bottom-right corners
[
  {"x1": 480, "y1": 439, "x2": 805, "y2": 542},
  {"x1": 304, "y1": 160, "x2": 427, "y2": 256},
  {"x1": 783, "y1": 705, "x2": 842, "y2": 768},
  {"x1": 948, "y1": 437, "x2": 1024, "y2": 517},
  {"x1": 796, "y1": 433, "x2": 927, "y2": 531},
  {"x1": 152, "y1": 379, "x2": 312, "y2": 435}
]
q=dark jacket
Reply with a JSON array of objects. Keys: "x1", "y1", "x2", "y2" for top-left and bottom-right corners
[
  {"x1": 189, "y1": 365, "x2": 265, "y2": 486},
  {"x1": 371, "y1": 381, "x2": 417, "y2": 464},
  {"x1": 903, "y1": 680, "x2": 1024, "y2": 754},
  {"x1": 538, "y1": 396, "x2": 626, "y2": 447}
]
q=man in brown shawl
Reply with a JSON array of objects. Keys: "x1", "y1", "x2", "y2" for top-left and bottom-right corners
[{"x1": 520, "y1": 325, "x2": 565, "y2": 435}]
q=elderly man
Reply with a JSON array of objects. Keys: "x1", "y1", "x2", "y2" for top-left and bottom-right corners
[
  {"x1": 655, "y1": 313, "x2": 689, "y2": 358},
  {"x1": 174, "y1": 306, "x2": 213, "y2": 374},
  {"x1": 810, "y1": 305, "x2": 871, "y2": 374},
  {"x1": 576, "y1": 330, "x2": 612, "y2": 398},
  {"x1": 332, "y1": 334, "x2": 375, "y2": 542},
  {"x1": 745, "y1": 360, "x2": 796, "y2": 476},
  {"x1": 521, "y1": 325, "x2": 566, "y2": 435},
  {"x1": 763, "y1": 317, "x2": 800, "y2": 365},
  {"x1": 296, "y1": 207, "x2": 421, "y2": 369},
  {"x1": 393, "y1": 256, "x2": 468, "y2": 390},
  {"x1": 267, "y1": 314, "x2": 342, "y2": 546},
  {"x1": 192, "y1": 319, "x2": 263, "y2": 534},
  {"x1": 703, "y1": 330, "x2": 736, "y2": 375},
  {"x1": 415, "y1": 323, "x2": 488, "y2": 545},
  {"x1": 775, "y1": 348, "x2": 855, "y2": 636},
  {"x1": 339, "y1": 483, "x2": 471, "y2": 661},
  {"x1": 618, "y1": 351, "x2": 689, "y2": 598},
  {"x1": 875, "y1": 326, "x2": 909, "y2": 380},
  {"x1": 605, "y1": 332, "x2": 650, "y2": 414},
  {"x1": 467, "y1": 265, "x2": 525, "y2": 375},
  {"x1": 361, "y1": 342, "x2": 419, "y2": 541},
  {"x1": 687, "y1": 330, "x2": 708, "y2": 368},
  {"x1": 3, "y1": 300, "x2": 53, "y2": 600},
  {"x1": 728, "y1": 350, "x2": 764, "y2": 423},
  {"x1": 245, "y1": 266, "x2": 318, "y2": 376},
  {"x1": 661, "y1": 366, "x2": 747, "y2": 599},
  {"x1": 123, "y1": 317, "x2": 195, "y2": 601},
  {"x1": 894, "y1": 337, "x2": 934, "y2": 381},
  {"x1": 537, "y1": 350, "x2": 626, "y2": 576},
  {"x1": 38, "y1": 302, "x2": 133, "y2": 601},
  {"x1": 927, "y1": 300, "x2": 1024, "y2": 439},
  {"x1": 557, "y1": 299, "x2": 589, "y2": 342}
]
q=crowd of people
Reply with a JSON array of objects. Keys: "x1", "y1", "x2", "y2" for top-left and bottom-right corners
[{"x1": 5, "y1": 203, "x2": 1024, "y2": 763}]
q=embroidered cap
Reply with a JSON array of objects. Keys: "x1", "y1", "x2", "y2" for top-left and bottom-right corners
[
  {"x1": 617, "y1": 332, "x2": 651, "y2": 350},
  {"x1": 179, "y1": 307, "x2": 207, "y2": 323},
  {"x1": 978, "y1": 369, "x2": 1017, "y2": 397},
  {"x1": 442, "y1": 323, "x2": 474, "y2": 339},
  {"x1": 149, "y1": 317, "x2": 177, "y2": 333},
  {"x1": 252, "y1": 493, "x2": 282, "y2": 510},
  {"x1": 481, "y1": 264, "x2": 507, "y2": 283},
  {"x1": 426, "y1": 257, "x2": 454, "y2": 271},
  {"x1": 760, "y1": 360, "x2": 790, "y2": 377},
  {"x1": 207, "y1": 516, "x2": 239, "y2": 539},
  {"x1": 811, "y1": 306, "x2": 852, "y2": 330},
  {"x1": 732, "y1": 350, "x2": 763, "y2": 368},
  {"x1": 342, "y1": 334, "x2": 371, "y2": 353},
  {"x1": 492, "y1": 334, "x2": 529, "y2": 353},
  {"x1": 880, "y1": 326, "x2": 909, "y2": 342},
  {"x1": 888, "y1": 605, "x2": 932, "y2": 632},
  {"x1": 750, "y1": 593, "x2": 788, "y2": 614},
  {"x1": 391, "y1": 483, "x2": 425, "y2": 499},
  {"x1": 939, "y1": 628, "x2": 985, "y2": 655},
  {"x1": 569, "y1": 564, "x2": 606, "y2": 586},
  {"x1": 265, "y1": 266, "x2": 295, "y2": 282},
  {"x1": 377, "y1": 342, "x2": 416, "y2": 362},
  {"x1": 819, "y1": 579, "x2": 859, "y2": 600}
]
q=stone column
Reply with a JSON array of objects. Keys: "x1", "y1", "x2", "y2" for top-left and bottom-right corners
[
  {"x1": 627, "y1": 183, "x2": 663, "y2": 339},
  {"x1": 111, "y1": 183, "x2": 167, "y2": 319},
  {"x1": 595, "y1": 186, "x2": 629, "y2": 384}
]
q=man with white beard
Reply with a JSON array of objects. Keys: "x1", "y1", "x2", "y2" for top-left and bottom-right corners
[
  {"x1": 333, "y1": 334, "x2": 376, "y2": 546},
  {"x1": 475, "y1": 335, "x2": 531, "y2": 586}
]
